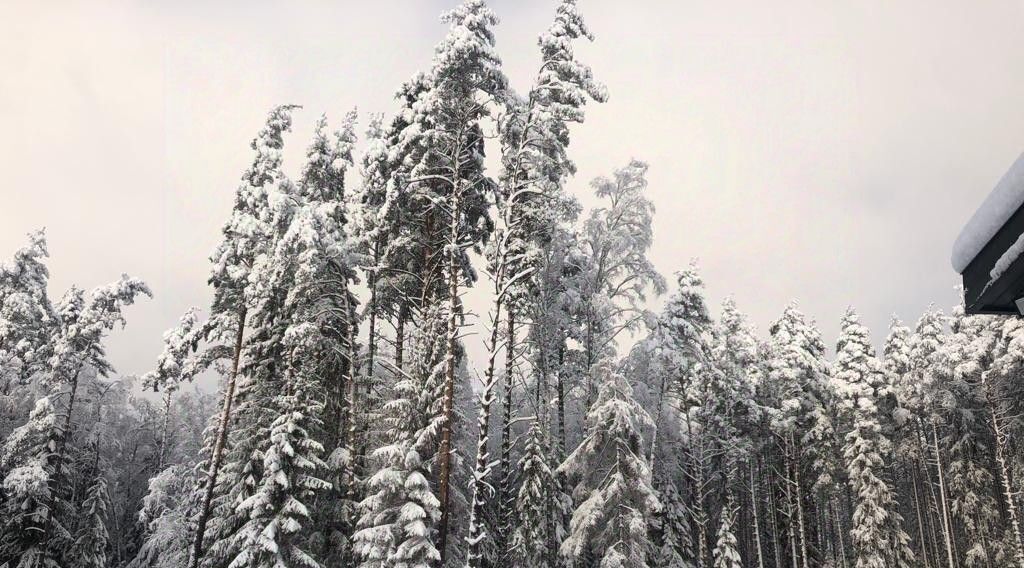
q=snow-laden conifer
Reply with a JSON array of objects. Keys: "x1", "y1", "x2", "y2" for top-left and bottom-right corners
[
  {"x1": 353, "y1": 309, "x2": 446, "y2": 568},
  {"x1": 558, "y1": 362, "x2": 659, "y2": 567},
  {"x1": 186, "y1": 104, "x2": 300, "y2": 568},
  {"x1": 834, "y1": 308, "x2": 914, "y2": 568},
  {"x1": 72, "y1": 471, "x2": 111, "y2": 568},
  {"x1": 712, "y1": 498, "x2": 742, "y2": 568},
  {"x1": 0, "y1": 397, "x2": 67, "y2": 567}
]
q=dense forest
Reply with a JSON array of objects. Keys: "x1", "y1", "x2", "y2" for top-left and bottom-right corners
[{"x1": 2, "y1": 1, "x2": 1024, "y2": 567}]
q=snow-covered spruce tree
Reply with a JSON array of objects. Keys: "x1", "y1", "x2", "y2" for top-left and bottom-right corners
[
  {"x1": 652, "y1": 481, "x2": 695, "y2": 568},
  {"x1": 0, "y1": 230, "x2": 55, "y2": 407},
  {"x1": 465, "y1": 0, "x2": 607, "y2": 562},
  {"x1": 72, "y1": 469, "x2": 111, "y2": 568},
  {"x1": 712, "y1": 497, "x2": 741, "y2": 568},
  {"x1": 558, "y1": 362, "x2": 659, "y2": 567},
  {"x1": 882, "y1": 315, "x2": 937, "y2": 565},
  {"x1": 205, "y1": 118, "x2": 357, "y2": 568},
  {"x1": 287, "y1": 111, "x2": 364, "y2": 563},
  {"x1": 764, "y1": 302, "x2": 832, "y2": 568},
  {"x1": 648, "y1": 262, "x2": 714, "y2": 462},
  {"x1": 909, "y1": 307, "x2": 962, "y2": 568},
  {"x1": 0, "y1": 396, "x2": 66, "y2": 567},
  {"x1": 711, "y1": 298, "x2": 765, "y2": 562},
  {"x1": 352, "y1": 308, "x2": 446, "y2": 568},
  {"x1": 833, "y1": 307, "x2": 913, "y2": 568},
  {"x1": 507, "y1": 420, "x2": 563, "y2": 567},
  {"x1": 186, "y1": 104, "x2": 299, "y2": 568},
  {"x1": 350, "y1": 112, "x2": 395, "y2": 474},
  {"x1": 224, "y1": 355, "x2": 330, "y2": 568}
]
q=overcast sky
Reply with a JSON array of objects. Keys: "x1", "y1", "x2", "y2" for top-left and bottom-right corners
[{"x1": 2, "y1": 0, "x2": 1023, "y2": 383}]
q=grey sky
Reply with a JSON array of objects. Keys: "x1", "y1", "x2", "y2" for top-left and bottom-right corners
[{"x1": 2, "y1": 0, "x2": 1023, "y2": 382}]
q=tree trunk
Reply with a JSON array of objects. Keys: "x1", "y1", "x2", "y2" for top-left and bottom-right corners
[
  {"x1": 911, "y1": 460, "x2": 931, "y2": 568},
  {"x1": 931, "y1": 423, "x2": 957, "y2": 568},
  {"x1": 751, "y1": 458, "x2": 766, "y2": 568},
  {"x1": 790, "y1": 436, "x2": 810, "y2": 568},
  {"x1": 768, "y1": 463, "x2": 783, "y2": 568},
  {"x1": 343, "y1": 289, "x2": 360, "y2": 524},
  {"x1": 188, "y1": 307, "x2": 247, "y2": 568},
  {"x1": 395, "y1": 303, "x2": 407, "y2": 372},
  {"x1": 436, "y1": 170, "x2": 464, "y2": 565},
  {"x1": 556, "y1": 343, "x2": 567, "y2": 458},
  {"x1": 156, "y1": 389, "x2": 173, "y2": 471},
  {"x1": 466, "y1": 294, "x2": 504, "y2": 566}
]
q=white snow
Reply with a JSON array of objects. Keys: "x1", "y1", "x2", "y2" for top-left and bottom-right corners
[
  {"x1": 990, "y1": 231, "x2": 1024, "y2": 284},
  {"x1": 952, "y1": 152, "x2": 1024, "y2": 273}
]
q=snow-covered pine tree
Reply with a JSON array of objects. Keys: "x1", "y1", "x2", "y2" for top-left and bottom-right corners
[
  {"x1": 558, "y1": 362, "x2": 659, "y2": 567},
  {"x1": 466, "y1": 1, "x2": 607, "y2": 560},
  {"x1": 386, "y1": 0, "x2": 509, "y2": 559},
  {"x1": 0, "y1": 396, "x2": 67, "y2": 567},
  {"x1": 187, "y1": 104, "x2": 299, "y2": 568},
  {"x1": 833, "y1": 307, "x2": 913, "y2": 568},
  {"x1": 0, "y1": 230, "x2": 55, "y2": 405}
]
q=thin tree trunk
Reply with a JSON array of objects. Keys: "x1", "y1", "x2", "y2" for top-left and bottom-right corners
[
  {"x1": 494, "y1": 310, "x2": 517, "y2": 563},
  {"x1": 343, "y1": 289, "x2": 360, "y2": 523},
  {"x1": 751, "y1": 458, "x2": 766, "y2": 568},
  {"x1": 395, "y1": 303, "x2": 407, "y2": 372},
  {"x1": 156, "y1": 389, "x2": 173, "y2": 471},
  {"x1": 768, "y1": 462, "x2": 783, "y2": 568},
  {"x1": 911, "y1": 460, "x2": 932, "y2": 568},
  {"x1": 436, "y1": 163, "x2": 465, "y2": 564},
  {"x1": 556, "y1": 342, "x2": 567, "y2": 458},
  {"x1": 466, "y1": 293, "x2": 504, "y2": 566},
  {"x1": 649, "y1": 367, "x2": 669, "y2": 476},
  {"x1": 786, "y1": 464, "x2": 799, "y2": 568},
  {"x1": 188, "y1": 307, "x2": 247, "y2": 568},
  {"x1": 833, "y1": 500, "x2": 848, "y2": 568},
  {"x1": 931, "y1": 423, "x2": 957, "y2": 568},
  {"x1": 790, "y1": 435, "x2": 810, "y2": 568}
]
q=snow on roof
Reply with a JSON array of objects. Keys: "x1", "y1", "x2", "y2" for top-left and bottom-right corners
[{"x1": 952, "y1": 151, "x2": 1024, "y2": 273}]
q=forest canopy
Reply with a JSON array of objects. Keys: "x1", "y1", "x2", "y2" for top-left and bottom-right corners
[{"x1": 1, "y1": 2, "x2": 1022, "y2": 568}]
